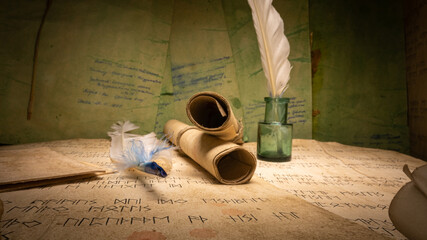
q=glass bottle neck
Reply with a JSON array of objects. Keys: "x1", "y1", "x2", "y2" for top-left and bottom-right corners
[{"x1": 264, "y1": 97, "x2": 289, "y2": 124}]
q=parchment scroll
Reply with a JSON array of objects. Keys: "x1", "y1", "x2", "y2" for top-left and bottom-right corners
[
  {"x1": 164, "y1": 119, "x2": 256, "y2": 184},
  {"x1": 186, "y1": 91, "x2": 243, "y2": 144}
]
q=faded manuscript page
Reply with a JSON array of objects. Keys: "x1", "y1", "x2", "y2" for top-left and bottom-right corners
[
  {"x1": 0, "y1": 139, "x2": 388, "y2": 239},
  {"x1": 246, "y1": 139, "x2": 426, "y2": 239},
  {"x1": 0, "y1": 147, "x2": 106, "y2": 192}
]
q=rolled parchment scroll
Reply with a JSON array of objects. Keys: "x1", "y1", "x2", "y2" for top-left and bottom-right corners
[
  {"x1": 186, "y1": 91, "x2": 243, "y2": 144},
  {"x1": 164, "y1": 119, "x2": 256, "y2": 184}
]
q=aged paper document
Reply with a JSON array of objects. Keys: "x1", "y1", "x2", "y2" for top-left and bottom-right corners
[
  {"x1": 245, "y1": 140, "x2": 426, "y2": 239},
  {"x1": 0, "y1": 147, "x2": 107, "y2": 192},
  {"x1": 0, "y1": 139, "x2": 392, "y2": 239},
  {"x1": 164, "y1": 119, "x2": 256, "y2": 184}
]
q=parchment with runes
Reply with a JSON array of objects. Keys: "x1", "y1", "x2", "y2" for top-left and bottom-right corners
[
  {"x1": 0, "y1": 139, "x2": 388, "y2": 240},
  {"x1": 247, "y1": 140, "x2": 426, "y2": 239}
]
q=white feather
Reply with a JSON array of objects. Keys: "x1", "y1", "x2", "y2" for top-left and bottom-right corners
[
  {"x1": 248, "y1": 0, "x2": 292, "y2": 97},
  {"x1": 107, "y1": 121, "x2": 174, "y2": 177},
  {"x1": 108, "y1": 120, "x2": 140, "y2": 159}
]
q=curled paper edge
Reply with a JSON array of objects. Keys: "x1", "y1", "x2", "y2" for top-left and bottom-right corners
[
  {"x1": 164, "y1": 119, "x2": 256, "y2": 184},
  {"x1": 186, "y1": 91, "x2": 243, "y2": 144}
]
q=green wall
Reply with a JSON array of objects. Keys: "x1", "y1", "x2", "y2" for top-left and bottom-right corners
[
  {"x1": 0, "y1": 0, "x2": 409, "y2": 153},
  {"x1": 310, "y1": 0, "x2": 409, "y2": 153},
  {"x1": 0, "y1": 0, "x2": 312, "y2": 144}
]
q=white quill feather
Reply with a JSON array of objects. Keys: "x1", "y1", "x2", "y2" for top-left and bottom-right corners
[
  {"x1": 248, "y1": 0, "x2": 292, "y2": 97},
  {"x1": 108, "y1": 120, "x2": 140, "y2": 160},
  {"x1": 107, "y1": 121, "x2": 173, "y2": 177}
]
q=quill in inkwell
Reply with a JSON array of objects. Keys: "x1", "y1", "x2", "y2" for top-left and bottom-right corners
[
  {"x1": 248, "y1": 0, "x2": 293, "y2": 161},
  {"x1": 108, "y1": 121, "x2": 173, "y2": 177}
]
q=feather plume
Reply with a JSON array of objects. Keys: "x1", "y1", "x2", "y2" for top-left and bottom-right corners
[
  {"x1": 248, "y1": 0, "x2": 292, "y2": 97},
  {"x1": 108, "y1": 121, "x2": 173, "y2": 177},
  {"x1": 108, "y1": 121, "x2": 140, "y2": 159}
]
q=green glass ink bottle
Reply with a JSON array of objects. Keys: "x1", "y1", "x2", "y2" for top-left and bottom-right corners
[{"x1": 257, "y1": 97, "x2": 293, "y2": 161}]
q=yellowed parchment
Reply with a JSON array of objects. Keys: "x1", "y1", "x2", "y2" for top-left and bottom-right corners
[
  {"x1": 164, "y1": 119, "x2": 256, "y2": 184},
  {"x1": 245, "y1": 140, "x2": 426, "y2": 239},
  {"x1": 186, "y1": 91, "x2": 244, "y2": 144},
  {"x1": 0, "y1": 139, "x2": 389, "y2": 240},
  {"x1": 0, "y1": 146, "x2": 107, "y2": 192}
]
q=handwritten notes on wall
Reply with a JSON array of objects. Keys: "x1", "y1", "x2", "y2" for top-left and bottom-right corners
[
  {"x1": 83, "y1": 58, "x2": 160, "y2": 108},
  {"x1": 0, "y1": 138, "x2": 409, "y2": 239},
  {"x1": 0, "y1": 0, "x2": 174, "y2": 142},
  {"x1": 0, "y1": 0, "x2": 312, "y2": 144}
]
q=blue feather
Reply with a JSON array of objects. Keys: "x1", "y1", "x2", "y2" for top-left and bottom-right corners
[
  {"x1": 120, "y1": 138, "x2": 171, "y2": 177},
  {"x1": 108, "y1": 121, "x2": 173, "y2": 178},
  {"x1": 139, "y1": 162, "x2": 168, "y2": 178}
]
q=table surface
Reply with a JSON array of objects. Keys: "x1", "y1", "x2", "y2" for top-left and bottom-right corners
[{"x1": 0, "y1": 139, "x2": 424, "y2": 240}]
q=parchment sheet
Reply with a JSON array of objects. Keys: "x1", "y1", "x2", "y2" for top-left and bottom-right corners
[
  {"x1": 0, "y1": 139, "x2": 392, "y2": 240},
  {"x1": 0, "y1": 147, "x2": 107, "y2": 192},
  {"x1": 245, "y1": 139, "x2": 426, "y2": 239}
]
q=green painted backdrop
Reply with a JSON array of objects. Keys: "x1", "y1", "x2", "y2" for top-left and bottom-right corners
[
  {"x1": 0, "y1": 0, "x2": 312, "y2": 144},
  {"x1": 0, "y1": 0, "x2": 408, "y2": 154},
  {"x1": 310, "y1": 0, "x2": 409, "y2": 153}
]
